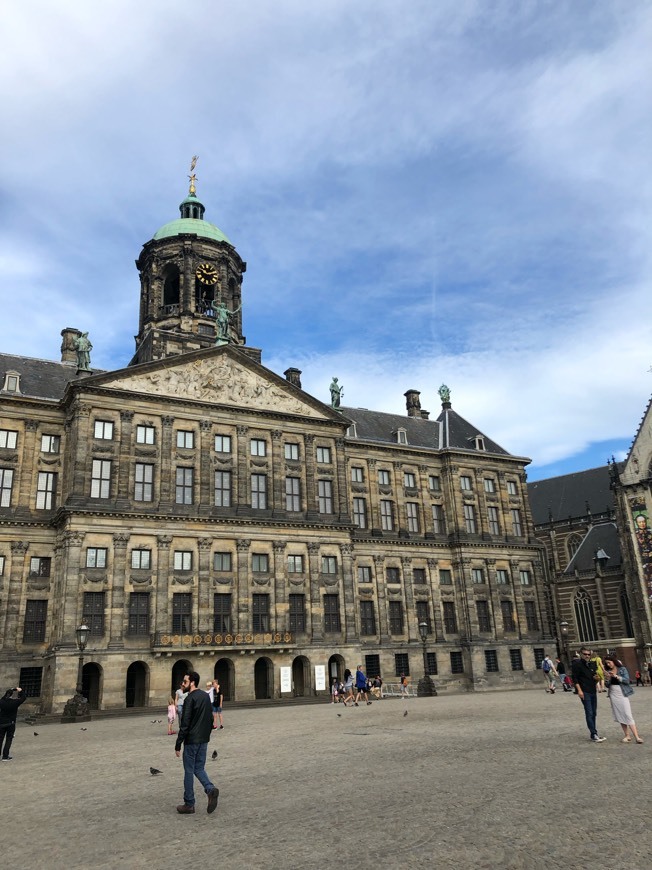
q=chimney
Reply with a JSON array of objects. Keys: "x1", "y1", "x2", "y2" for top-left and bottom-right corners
[
  {"x1": 420, "y1": 410, "x2": 430, "y2": 419},
  {"x1": 284, "y1": 367, "x2": 302, "y2": 389},
  {"x1": 60, "y1": 327, "x2": 82, "y2": 365},
  {"x1": 404, "y1": 389, "x2": 421, "y2": 418}
]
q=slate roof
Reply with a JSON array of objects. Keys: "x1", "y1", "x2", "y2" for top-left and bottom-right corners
[
  {"x1": 527, "y1": 466, "x2": 615, "y2": 526},
  {"x1": 0, "y1": 353, "x2": 103, "y2": 402},
  {"x1": 564, "y1": 522, "x2": 622, "y2": 573}
]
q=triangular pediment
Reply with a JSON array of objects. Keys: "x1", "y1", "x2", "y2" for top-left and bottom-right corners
[{"x1": 86, "y1": 348, "x2": 336, "y2": 420}]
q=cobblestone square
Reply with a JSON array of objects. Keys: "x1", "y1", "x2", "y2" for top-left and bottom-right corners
[{"x1": 1, "y1": 689, "x2": 650, "y2": 870}]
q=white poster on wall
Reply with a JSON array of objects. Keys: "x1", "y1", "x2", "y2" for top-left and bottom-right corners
[
  {"x1": 280, "y1": 666, "x2": 292, "y2": 693},
  {"x1": 314, "y1": 664, "x2": 326, "y2": 691}
]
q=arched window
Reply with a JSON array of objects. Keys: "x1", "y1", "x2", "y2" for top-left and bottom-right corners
[
  {"x1": 163, "y1": 265, "x2": 180, "y2": 308},
  {"x1": 620, "y1": 585, "x2": 634, "y2": 638},
  {"x1": 567, "y1": 534, "x2": 582, "y2": 561},
  {"x1": 573, "y1": 588, "x2": 598, "y2": 643}
]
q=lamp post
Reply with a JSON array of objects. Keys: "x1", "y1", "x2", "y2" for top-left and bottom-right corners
[
  {"x1": 560, "y1": 621, "x2": 570, "y2": 668},
  {"x1": 61, "y1": 623, "x2": 92, "y2": 723},
  {"x1": 416, "y1": 621, "x2": 437, "y2": 697}
]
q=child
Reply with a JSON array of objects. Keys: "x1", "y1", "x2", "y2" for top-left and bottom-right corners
[
  {"x1": 167, "y1": 695, "x2": 177, "y2": 735},
  {"x1": 331, "y1": 677, "x2": 339, "y2": 704}
]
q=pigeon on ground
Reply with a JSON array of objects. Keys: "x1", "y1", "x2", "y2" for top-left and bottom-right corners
[
  {"x1": 80, "y1": 727, "x2": 88, "y2": 731},
  {"x1": 403, "y1": 710, "x2": 408, "y2": 717},
  {"x1": 337, "y1": 713, "x2": 342, "y2": 718},
  {"x1": 150, "y1": 767, "x2": 163, "y2": 775},
  {"x1": 211, "y1": 750, "x2": 218, "y2": 760},
  {"x1": 33, "y1": 731, "x2": 39, "y2": 736},
  {"x1": 151, "y1": 720, "x2": 158, "y2": 724}
]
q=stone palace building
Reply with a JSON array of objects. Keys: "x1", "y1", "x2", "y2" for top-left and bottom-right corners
[{"x1": 0, "y1": 178, "x2": 552, "y2": 712}]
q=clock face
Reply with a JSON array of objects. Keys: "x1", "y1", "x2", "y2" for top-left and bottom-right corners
[{"x1": 195, "y1": 263, "x2": 218, "y2": 285}]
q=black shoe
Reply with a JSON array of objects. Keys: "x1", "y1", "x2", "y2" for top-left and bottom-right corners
[
  {"x1": 1, "y1": 756, "x2": 12, "y2": 761},
  {"x1": 207, "y1": 787, "x2": 219, "y2": 814},
  {"x1": 176, "y1": 804, "x2": 195, "y2": 814}
]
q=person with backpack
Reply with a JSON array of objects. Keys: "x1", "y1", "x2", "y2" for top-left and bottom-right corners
[{"x1": 541, "y1": 654, "x2": 559, "y2": 692}]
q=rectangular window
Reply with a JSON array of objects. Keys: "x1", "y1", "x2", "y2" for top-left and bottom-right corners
[
  {"x1": 213, "y1": 593, "x2": 232, "y2": 633},
  {"x1": 289, "y1": 594, "x2": 306, "y2": 632},
  {"x1": 477, "y1": 600, "x2": 492, "y2": 632},
  {"x1": 501, "y1": 600, "x2": 516, "y2": 632},
  {"x1": 507, "y1": 480, "x2": 517, "y2": 496},
  {"x1": 509, "y1": 649, "x2": 524, "y2": 671},
  {"x1": 18, "y1": 666, "x2": 43, "y2": 697},
  {"x1": 128, "y1": 592, "x2": 150, "y2": 635},
  {"x1": 285, "y1": 476, "x2": 301, "y2": 511},
  {"x1": 215, "y1": 434, "x2": 231, "y2": 453},
  {"x1": 533, "y1": 648, "x2": 545, "y2": 670},
  {"x1": 431, "y1": 504, "x2": 446, "y2": 534},
  {"x1": 213, "y1": 552, "x2": 232, "y2": 572},
  {"x1": 318, "y1": 479, "x2": 333, "y2": 513},
  {"x1": 439, "y1": 568, "x2": 452, "y2": 586},
  {"x1": 360, "y1": 601, "x2": 377, "y2": 635},
  {"x1": 378, "y1": 469, "x2": 390, "y2": 485},
  {"x1": 321, "y1": 555, "x2": 337, "y2": 575},
  {"x1": 460, "y1": 475, "x2": 472, "y2": 491},
  {"x1": 413, "y1": 568, "x2": 426, "y2": 585},
  {"x1": 172, "y1": 593, "x2": 192, "y2": 633},
  {"x1": 524, "y1": 600, "x2": 539, "y2": 631},
  {"x1": 175, "y1": 467, "x2": 194, "y2": 505},
  {"x1": 519, "y1": 570, "x2": 532, "y2": 586},
  {"x1": 485, "y1": 650, "x2": 499, "y2": 672},
  {"x1": 487, "y1": 506, "x2": 500, "y2": 535},
  {"x1": 350, "y1": 466, "x2": 364, "y2": 483},
  {"x1": 82, "y1": 591, "x2": 105, "y2": 636},
  {"x1": 41, "y1": 434, "x2": 60, "y2": 453},
  {"x1": 134, "y1": 463, "x2": 154, "y2": 502},
  {"x1": 86, "y1": 547, "x2": 107, "y2": 569},
  {"x1": 365, "y1": 654, "x2": 381, "y2": 678},
  {"x1": 94, "y1": 420, "x2": 113, "y2": 440},
  {"x1": 450, "y1": 651, "x2": 464, "y2": 674},
  {"x1": 176, "y1": 430, "x2": 194, "y2": 449},
  {"x1": 388, "y1": 601, "x2": 405, "y2": 634},
  {"x1": 394, "y1": 653, "x2": 410, "y2": 677},
  {"x1": 443, "y1": 601, "x2": 458, "y2": 633},
  {"x1": 357, "y1": 565, "x2": 372, "y2": 583},
  {"x1": 404, "y1": 472, "x2": 416, "y2": 488},
  {"x1": 36, "y1": 472, "x2": 57, "y2": 509},
  {"x1": 252, "y1": 553, "x2": 269, "y2": 573},
  {"x1": 416, "y1": 600, "x2": 432, "y2": 633},
  {"x1": 496, "y1": 569, "x2": 509, "y2": 585},
  {"x1": 323, "y1": 594, "x2": 341, "y2": 633},
  {"x1": 483, "y1": 478, "x2": 496, "y2": 493},
  {"x1": 352, "y1": 497, "x2": 367, "y2": 529},
  {"x1": 0, "y1": 555, "x2": 5, "y2": 576},
  {"x1": 287, "y1": 554, "x2": 304, "y2": 574},
  {"x1": 250, "y1": 438, "x2": 266, "y2": 457},
  {"x1": 472, "y1": 568, "x2": 485, "y2": 584},
  {"x1": 136, "y1": 425, "x2": 155, "y2": 444},
  {"x1": 23, "y1": 599, "x2": 47, "y2": 643},
  {"x1": 426, "y1": 652, "x2": 438, "y2": 676},
  {"x1": 0, "y1": 429, "x2": 18, "y2": 449},
  {"x1": 90, "y1": 459, "x2": 111, "y2": 499},
  {"x1": 30, "y1": 557, "x2": 51, "y2": 577},
  {"x1": 284, "y1": 442, "x2": 299, "y2": 461},
  {"x1": 428, "y1": 474, "x2": 441, "y2": 491},
  {"x1": 380, "y1": 500, "x2": 394, "y2": 531},
  {"x1": 174, "y1": 551, "x2": 192, "y2": 571},
  {"x1": 511, "y1": 509, "x2": 523, "y2": 536},
  {"x1": 463, "y1": 504, "x2": 476, "y2": 533},
  {"x1": 251, "y1": 474, "x2": 267, "y2": 509},
  {"x1": 131, "y1": 549, "x2": 151, "y2": 570},
  {"x1": 252, "y1": 594, "x2": 270, "y2": 631},
  {"x1": 406, "y1": 502, "x2": 420, "y2": 533},
  {"x1": 316, "y1": 446, "x2": 331, "y2": 464},
  {"x1": 214, "y1": 471, "x2": 231, "y2": 507},
  {"x1": 386, "y1": 566, "x2": 400, "y2": 584}
]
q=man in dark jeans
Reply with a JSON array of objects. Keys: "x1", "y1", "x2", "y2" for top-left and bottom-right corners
[
  {"x1": 0, "y1": 686, "x2": 27, "y2": 760},
  {"x1": 571, "y1": 647, "x2": 605, "y2": 742},
  {"x1": 174, "y1": 671, "x2": 219, "y2": 814}
]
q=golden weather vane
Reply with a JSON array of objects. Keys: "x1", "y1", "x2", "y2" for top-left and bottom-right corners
[{"x1": 188, "y1": 155, "x2": 199, "y2": 195}]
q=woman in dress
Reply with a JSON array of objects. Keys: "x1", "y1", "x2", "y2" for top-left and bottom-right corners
[{"x1": 603, "y1": 654, "x2": 643, "y2": 744}]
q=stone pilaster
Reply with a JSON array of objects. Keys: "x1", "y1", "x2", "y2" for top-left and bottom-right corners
[
  {"x1": 236, "y1": 426, "x2": 249, "y2": 510},
  {"x1": 0, "y1": 541, "x2": 29, "y2": 650},
  {"x1": 335, "y1": 437, "x2": 350, "y2": 522},
  {"x1": 485, "y1": 559, "x2": 504, "y2": 640},
  {"x1": 199, "y1": 421, "x2": 213, "y2": 508},
  {"x1": 304, "y1": 435, "x2": 318, "y2": 519},
  {"x1": 340, "y1": 543, "x2": 356, "y2": 640},
  {"x1": 116, "y1": 410, "x2": 134, "y2": 504},
  {"x1": 426, "y1": 558, "x2": 442, "y2": 641},
  {"x1": 374, "y1": 554, "x2": 391, "y2": 643},
  {"x1": 69, "y1": 403, "x2": 92, "y2": 501},
  {"x1": 18, "y1": 420, "x2": 39, "y2": 506},
  {"x1": 155, "y1": 535, "x2": 172, "y2": 632},
  {"x1": 273, "y1": 542, "x2": 287, "y2": 633},
  {"x1": 108, "y1": 533, "x2": 130, "y2": 647},
  {"x1": 159, "y1": 417, "x2": 175, "y2": 505},
  {"x1": 271, "y1": 430, "x2": 284, "y2": 516},
  {"x1": 236, "y1": 539, "x2": 251, "y2": 632},
  {"x1": 307, "y1": 543, "x2": 323, "y2": 640},
  {"x1": 58, "y1": 532, "x2": 85, "y2": 646},
  {"x1": 401, "y1": 556, "x2": 415, "y2": 640},
  {"x1": 198, "y1": 537, "x2": 213, "y2": 631},
  {"x1": 510, "y1": 559, "x2": 525, "y2": 639}
]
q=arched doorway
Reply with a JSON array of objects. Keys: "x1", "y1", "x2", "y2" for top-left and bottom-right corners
[
  {"x1": 82, "y1": 662, "x2": 102, "y2": 710},
  {"x1": 126, "y1": 661, "x2": 148, "y2": 708},
  {"x1": 171, "y1": 659, "x2": 193, "y2": 697},
  {"x1": 292, "y1": 656, "x2": 310, "y2": 697},
  {"x1": 214, "y1": 658, "x2": 235, "y2": 702},
  {"x1": 254, "y1": 657, "x2": 273, "y2": 700},
  {"x1": 328, "y1": 654, "x2": 345, "y2": 684}
]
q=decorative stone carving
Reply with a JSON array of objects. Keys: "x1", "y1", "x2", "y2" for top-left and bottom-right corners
[
  {"x1": 236, "y1": 539, "x2": 251, "y2": 552},
  {"x1": 172, "y1": 574, "x2": 193, "y2": 585},
  {"x1": 198, "y1": 538, "x2": 213, "y2": 551},
  {"x1": 162, "y1": 416, "x2": 175, "y2": 427},
  {"x1": 237, "y1": 426, "x2": 249, "y2": 436},
  {"x1": 401, "y1": 557, "x2": 412, "y2": 567},
  {"x1": 288, "y1": 577, "x2": 305, "y2": 586},
  {"x1": 28, "y1": 578, "x2": 50, "y2": 591},
  {"x1": 426, "y1": 558, "x2": 438, "y2": 568},
  {"x1": 271, "y1": 430, "x2": 283, "y2": 441},
  {"x1": 340, "y1": 544, "x2": 353, "y2": 556},
  {"x1": 82, "y1": 572, "x2": 107, "y2": 585},
  {"x1": 214, "y1": 576, "x2": 233, "y2": 586},
  {"x1": 61, "y1": 532, "x2": 84, "y2": 548},
  {"x1": 272, "y1": 542, "x2": 287, "y2": 552},
  {"x1": 135, "y1": 447, "x2": 157, "y2": 457},
  {"x1": 158, "y1": 535, "x2": 173, "y2": 549},
  {"x1": 322, "y1": 574, "x2": 339, "y2": 586},
  {"x1": 25, "y1": 420, "x2": 39, "y2": 431},
  {"x1": 113, "y1": 533, "x2": 130, "y2": 548},
  {"x1": 200, "y1": 420, "x2": 212, "y2": 432},
  {"x1": 120, "y1": 410, "x2": 135, "y2": 422},
  {"x1": 10, "y1": 541, "x2": 29, "y2": 553},
  {"x1": 130, "y1": 574, "x2": 152, "y2": 585},
  {"x1": 252, "y1": 575, "x2": 271, "y2": 586},
  {"x1": 307, "y1": 543, "x2": 320, "y2": 553}
]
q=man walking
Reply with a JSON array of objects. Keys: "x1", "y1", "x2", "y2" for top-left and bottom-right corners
[
  {"x1": 0, "y1": 686, "x2": 27, "y2": 760},
  {"x1": 354, "y1": 664, "x2": 371, "y2": 706},
  {"x1": 541, "y1": 654, "x2": 559, "y2": 692},
  {"x1": 571, "y1": 647, "x2": 605, "y2": 742},
  {"x1": 174, "y1": 671, "x2": 219, "y2": 814}
]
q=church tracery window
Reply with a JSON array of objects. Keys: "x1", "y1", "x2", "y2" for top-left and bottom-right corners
[{"x1": 573, "y1": 588, "x2": 598, "y2": 643}]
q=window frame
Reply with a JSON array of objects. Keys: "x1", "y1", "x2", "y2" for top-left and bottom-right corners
[{"x1": 135, "y1": 424, "x2": 155, "y2": 445}]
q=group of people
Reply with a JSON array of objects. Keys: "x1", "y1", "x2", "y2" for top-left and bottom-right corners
[
  {"x1": 331, "y1": 666, "x2": 381, "y2": 706},
  {"x1": 171, "y1": 678, "x2": 223, "y2": 734}
]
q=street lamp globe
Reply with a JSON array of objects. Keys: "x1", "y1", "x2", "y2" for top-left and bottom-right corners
[
  {"x1": 76, "y1": 623, "x2": 90, "y2": 652},
  {"x1": 418, "y1": 621, "x2": 429, "y2": 643}
]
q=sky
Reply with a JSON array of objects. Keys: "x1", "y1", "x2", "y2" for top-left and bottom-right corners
[{"x1": 0, "y1": 0, "x2": 651, "y2": 482}]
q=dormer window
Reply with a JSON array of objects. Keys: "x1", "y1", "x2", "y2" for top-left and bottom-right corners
[
  {"x1": 346, "y1": 423, "x2": 357, "y2": 438},
  {"x1": 473, "y1": 435, "x2": 485, "y2": 451},
  {"x1": 395, "y1": 428, "x2": 408, "y2": 445},
  {"x1": 2, "y1": 371, "x2": 20, "y2": 393}
]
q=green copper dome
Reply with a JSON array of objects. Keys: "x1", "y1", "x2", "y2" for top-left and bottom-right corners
[{"x1": 152, "y1": 218, "x2": 231, "y2": 244}]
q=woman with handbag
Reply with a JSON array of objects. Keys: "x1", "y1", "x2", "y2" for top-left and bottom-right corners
[{"x1": 603, "y1": 654, "x2": 643, "y2": 744}]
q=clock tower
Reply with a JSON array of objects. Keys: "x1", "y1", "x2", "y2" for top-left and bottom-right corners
[{"x1": 131, "y1": 169, "x2": 247, "y2": 365}]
